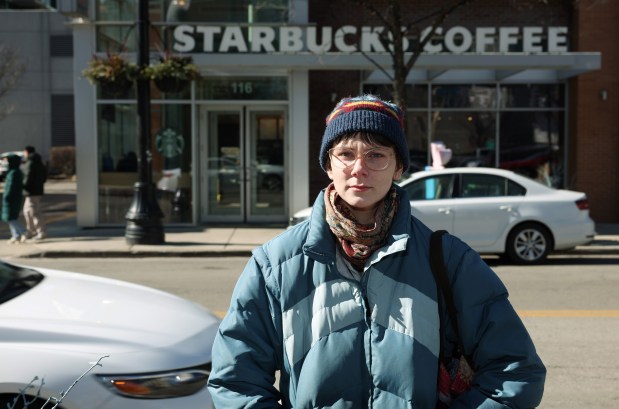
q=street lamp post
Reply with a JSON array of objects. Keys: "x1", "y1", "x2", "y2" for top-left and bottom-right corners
[{"x1": 125, "y1": 0, "x2": 165, "y2": 245}]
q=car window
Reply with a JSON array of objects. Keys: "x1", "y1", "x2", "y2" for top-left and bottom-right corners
[
  {"x1": 460, "y1": 174, "x2": 526, "y2": 197},
  {"x1": 404, "y1": 175, "x2": 454, "y2": 200}
]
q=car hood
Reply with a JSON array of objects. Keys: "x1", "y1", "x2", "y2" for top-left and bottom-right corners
[{"x1": 0, "y1": 267, "x2": 220, "y2": 355}]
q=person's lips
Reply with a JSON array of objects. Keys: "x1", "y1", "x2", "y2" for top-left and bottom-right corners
[{"x1": 349, "y1": 184, "x2": 370, "y2": 192}]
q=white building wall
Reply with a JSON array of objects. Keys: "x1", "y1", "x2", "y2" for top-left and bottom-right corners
[{"x1": 0, "y1": 10, "x2": 73, "y2": 160}]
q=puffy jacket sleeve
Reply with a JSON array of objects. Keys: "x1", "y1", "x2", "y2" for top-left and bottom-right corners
[
  {"x1": 443, "y1": 235, "x2": 546, "y2": 409},
  {"x1": 207, "y1": 247, "x2": 285, "y2": 408}
]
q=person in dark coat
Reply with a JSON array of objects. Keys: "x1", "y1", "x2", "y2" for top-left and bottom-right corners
[
  {"x1": 22, "y1": 145, "x2": 47, "y2": 240},
  {"x1": 2, "y1": 154, "x2": 26, "y2": 244}
]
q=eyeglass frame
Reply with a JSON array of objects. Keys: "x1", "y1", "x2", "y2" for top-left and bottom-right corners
[{"x1": 328, "y1": 146, "x2": 396, "y2": 171}]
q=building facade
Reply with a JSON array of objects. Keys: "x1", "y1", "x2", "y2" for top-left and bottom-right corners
[
  {"x1": 0, "y1": 8, "x2": 75, "y2": 162},
  {"x1": 64, "y1": 0, "x2": 615, "y2": 226}
]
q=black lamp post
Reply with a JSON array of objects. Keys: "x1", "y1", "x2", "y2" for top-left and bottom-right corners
[{"x1": 125, "y1": 0, "x2": 165, "y2": 245}]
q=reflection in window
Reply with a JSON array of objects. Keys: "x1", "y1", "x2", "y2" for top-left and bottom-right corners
[
  {"x1": 431, "y1": 111, "x2": 496, "y2": 166},
  {"x1": 404, "y1": 175, "x2": 453, "y2": 201},
  {"x1": 500, "y1": 111, "x2": 564, "y2": 186},
  {"x1": 97, "y1": 103, "x2": 193, "y2": 224},
  {"x1": 460, "y1": 174, "x2": 525, "y2": 198},
  {"x1": 432, "y1": 85, "x2": 497, "y2": 109}
]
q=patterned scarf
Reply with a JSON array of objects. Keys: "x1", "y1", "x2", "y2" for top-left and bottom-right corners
[{"x1": 324, "y1": 183, "x2": 399, "y2": 271}]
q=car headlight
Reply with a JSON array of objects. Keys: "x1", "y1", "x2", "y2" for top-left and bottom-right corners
[{"x1": 96, "y1": 363, "x2": 210, "y2": 399}]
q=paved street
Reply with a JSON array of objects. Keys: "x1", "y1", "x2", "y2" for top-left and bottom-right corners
[{"x1": 17, "y1": 254, "x2": 619, "y2": 409}]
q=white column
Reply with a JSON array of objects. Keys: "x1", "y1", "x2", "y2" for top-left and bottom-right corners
[
  {"x1": 71, "y1": 20, "x2": 98, "y2": 227},
  {"x1": 288, "y1": 70, "x2": 310, "y2": 216}
]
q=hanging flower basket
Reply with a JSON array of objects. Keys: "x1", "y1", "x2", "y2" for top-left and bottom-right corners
[
  {"x1": 82, "y1": 53, "x2": 139, "y2": 97},
  {"x1": 142, "y1": 55, "x2": 201, "y2": 93}
]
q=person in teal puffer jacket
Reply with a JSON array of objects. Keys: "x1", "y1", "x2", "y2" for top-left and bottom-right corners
[{"x1": 207, "y1": 95, "x2": 546, "y2": 408}]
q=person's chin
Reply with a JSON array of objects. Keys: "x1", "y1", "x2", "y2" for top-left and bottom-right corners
[{"x1": 344, "y1": 195, "x2": 378, "y2": 211}]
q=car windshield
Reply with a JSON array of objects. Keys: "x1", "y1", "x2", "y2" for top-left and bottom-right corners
[{"x1": 0, "y1": 262, "x2": 44, "y2": 304}]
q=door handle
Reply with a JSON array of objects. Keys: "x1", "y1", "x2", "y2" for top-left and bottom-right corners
[
  {"x1": 438, "y1": 207, "x2": 451, "y2": 215},
  {"x1": 499, "y1": 205, "x2": 512, "y2": 212}
]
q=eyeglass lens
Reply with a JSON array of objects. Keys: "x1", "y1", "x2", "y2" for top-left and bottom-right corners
[{"x1": 330, "y1": 147, "x2": 392, "y2": 170}]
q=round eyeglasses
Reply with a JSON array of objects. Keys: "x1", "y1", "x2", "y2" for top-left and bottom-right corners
[{"x1": 328, "y1": 147, "x2": 394, "y2": 171}]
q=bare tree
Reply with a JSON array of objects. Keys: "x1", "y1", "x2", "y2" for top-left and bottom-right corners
[
  {"x1": 0, "y1": 43, "x2": 26, "y2": 121},
  {"x1": 342, "y1": 0, "x2": 473, "y2": 111},
  {"x1": 341, "y1": 0, "x2": 582, "y2": 110}
]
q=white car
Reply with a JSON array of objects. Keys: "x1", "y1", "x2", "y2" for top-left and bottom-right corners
[
  {"x1": 0, "y1": 261, "x2": 219, "y2": 409},
  {"x1": 289, "y1": 167, "x2": 595, "y2": 264}
]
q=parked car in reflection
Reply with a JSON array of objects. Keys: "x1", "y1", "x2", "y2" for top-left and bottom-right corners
[
  {"x1": 206, "y1": 157, "x2": 284, "y2": 194},
  {"x1": 289, "y1": 167, "x2": 595, "y2": 264},
  {"x1": 0, "y1": 260, "x2": 219, "y2": 409}
]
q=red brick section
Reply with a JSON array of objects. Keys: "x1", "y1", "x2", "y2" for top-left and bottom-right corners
[{"x1": 572, "y1": 0, "x2": 619, "y2": 222}]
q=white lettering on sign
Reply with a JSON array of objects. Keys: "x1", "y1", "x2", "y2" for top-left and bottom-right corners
[{"x1": 173, "y1": 25, "x2": 569, "y2": 54}]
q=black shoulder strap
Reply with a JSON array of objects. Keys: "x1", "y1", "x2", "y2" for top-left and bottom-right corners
[
  {"x1": 430, "y1": 230, "x2": 460, "y2": 338},
  {"x1": 430, "y1": 230, "x2": 469, "y2": 364}
]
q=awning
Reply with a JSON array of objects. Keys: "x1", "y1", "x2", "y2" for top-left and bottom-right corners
[{"x1": 195, "y1": 52, "x2": 601, "y2": 83}]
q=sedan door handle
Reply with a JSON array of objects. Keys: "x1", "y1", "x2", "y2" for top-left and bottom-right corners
[
  {"x1": 438, "y1": 207, "x2": 452, "y2": 215},
  {"x1": 499, "y1": 205, "x2": 512, "y2": 212}
]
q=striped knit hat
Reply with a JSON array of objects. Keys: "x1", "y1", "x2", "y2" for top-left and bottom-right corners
[{"x1": 319, "y1": 94, "x2": 409, "y2": 172}]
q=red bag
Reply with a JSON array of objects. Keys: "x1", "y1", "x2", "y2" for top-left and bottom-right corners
[{"x1": 437, "y1": 355, "x2": 474, "y2": 408}]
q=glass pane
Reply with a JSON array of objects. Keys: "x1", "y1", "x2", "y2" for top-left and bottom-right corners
[
  {"x1": 164, "y1": 0, "x2": 289, "y2": 23},
  {"x1": 197, "y1": 77, "x2": 287, "y2": 100},
  {"x1": 404, "y1": 175, "x2": 454, "y2": 201},
  {"x1": 98, "y1": 103, "x2": 194, "y2": 224},
  {"x1": 460, "y1": 174, "x2": 506, "y2": 198},
  {"x1": 98, "y1": 104, "x2": 138, "y2": 224},
  {"x1": 151, "y1": 104, "x2": 193, "y2": 223},
  {"x1": 97, "y1": 0, "x2": 136, "y2": 21},
  {"x1": 431, "y1": 111, "x2": 496, "y2": 168},
  {"x1": 500, "y1": 84, "x2": 565, "y2": 108},
  {"x1": 361, "y1": 84, "x2": 428, "y2": 108},
  {"x1": 499, "y1": 111, "x2": 564, "y2": 186},
  {"x1": 207, "y1": 112, "x2": 242, "y2": 216},
  {"x1": 432, "y1": 84, "x2": 497, "y2": 109},
  {"x1": 249, "y1": 111, "x2": 285, "y2": 216},
  {"x1": 406, "y1": 112, "x2": 429, "y2": 172}
]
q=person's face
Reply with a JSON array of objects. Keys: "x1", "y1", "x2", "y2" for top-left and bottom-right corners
[
  {"x1": 326, "y1": 134, "x2": 403, "y2": 222},
  {"x1": 23, "y1": 150, "x2": 29, "y2": 158}
]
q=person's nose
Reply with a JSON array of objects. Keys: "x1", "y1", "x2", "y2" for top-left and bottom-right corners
[{"x1": 350, "y1": 154, "x2": 369, "y2": 176}]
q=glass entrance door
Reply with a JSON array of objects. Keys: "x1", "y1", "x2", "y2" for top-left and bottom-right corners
[{"x1": 201, "y1": 106, "x2": 286, "y2": 223}]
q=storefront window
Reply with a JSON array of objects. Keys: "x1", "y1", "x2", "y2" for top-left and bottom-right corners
[
  {"x1": 96, "y1": 0, "x2": 289, "y2": 23},
  {"x1": 363, "y1": 82, "x2": 565, "y2": 187},
  {"x1": 500, "y1": 84, "x2": 564, "y2": 108},
  {"x1": 432, "y1": 84, "x2": 497, "y2": 109},
  {"x1": 431, "y1": 111, "x2": 496, "y2": 168},
  {"x1": 97, "y1": 103, "x2": 193, "y2": 224},
  {"x1": 499, "y1": 110, "x2": 564, "y2": 186}
]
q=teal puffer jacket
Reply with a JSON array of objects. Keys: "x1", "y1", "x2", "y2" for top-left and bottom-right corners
[{"x1": 208, "y1": 187, "x2": 546, "y2": 408}]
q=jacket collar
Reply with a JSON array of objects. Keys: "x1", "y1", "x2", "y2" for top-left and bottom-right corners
[{"x1": 303, "y1": 185, "x2": 412, "y2": 263}]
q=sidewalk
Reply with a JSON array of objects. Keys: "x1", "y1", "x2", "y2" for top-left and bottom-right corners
[
  {"x1": 0, "y1": 179, "x2": 617, "y2": 259},
  {"x1": 1, "y1": 218, "x2": 617, "y2": 259}
]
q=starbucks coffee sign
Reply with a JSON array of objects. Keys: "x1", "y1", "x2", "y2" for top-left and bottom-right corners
[{"x1": 173, "y1": 25, "x2": 568, "y2": 54}]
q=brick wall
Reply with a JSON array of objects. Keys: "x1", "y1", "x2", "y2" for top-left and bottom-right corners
[{"x1": 573, "y1": 0, "x2": 619, "y2": 222}]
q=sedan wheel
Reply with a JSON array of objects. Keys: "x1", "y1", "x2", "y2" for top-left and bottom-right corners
[{"x1": 505, "y1": 223, "x2": 551, "y2": 264}]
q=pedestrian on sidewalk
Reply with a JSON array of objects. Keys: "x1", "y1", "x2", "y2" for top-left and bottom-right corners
[
  {"x1": 208, "y1": 95, "x2": 546, "y2": 408},
  {"x1": 2, "y1": 154, "x2": 26, "y2": 244},
  {"x1": 22, "y1": 145, "x2": 47, "y2": 240}
]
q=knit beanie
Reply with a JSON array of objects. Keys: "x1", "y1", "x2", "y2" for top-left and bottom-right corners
[{"x1": 319, "y1": 94, "x2": 410, "y2": 172}]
